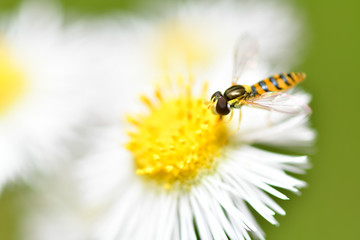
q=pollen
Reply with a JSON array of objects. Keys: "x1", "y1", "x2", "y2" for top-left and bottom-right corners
[
  {"x1": 125, "y1": 78, "x2": 229, "y2": 188},
  {"x1": 0, "y1": 41, "x2": 25, "y2": 116}
]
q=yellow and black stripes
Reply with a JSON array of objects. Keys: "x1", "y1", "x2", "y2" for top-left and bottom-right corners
[{"x1": 251, "y1": 72, "x2": 305, "y2": 96}]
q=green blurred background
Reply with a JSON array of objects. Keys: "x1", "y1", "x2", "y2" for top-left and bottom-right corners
[{"x1": 0, "y1": 0, "x2": 359, "y2": 239}]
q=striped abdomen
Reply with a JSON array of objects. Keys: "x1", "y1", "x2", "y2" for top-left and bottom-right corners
[{"x1": 251, "y1": 72, "x2": 306, "y2": 97}]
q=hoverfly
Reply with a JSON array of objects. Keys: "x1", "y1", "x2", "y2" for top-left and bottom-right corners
[{"x1": 209, "y1": 36, "x2": 311, "y2": 124}]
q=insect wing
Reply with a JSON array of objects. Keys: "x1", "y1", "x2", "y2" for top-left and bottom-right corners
[
  {"x1": 232, "y1": 35, "x2": 258, "y2": 84},
  {"x1": 246, "y1": 92, "x2": 311, "y2": 115}
]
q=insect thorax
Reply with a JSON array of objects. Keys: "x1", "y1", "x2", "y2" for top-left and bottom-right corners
[
  {"x1": 224, "y1": 85, "x2": 249, "y2": 100},
  {"x1": 224, "y1": 85, "x2": 252, "y2": 108}
]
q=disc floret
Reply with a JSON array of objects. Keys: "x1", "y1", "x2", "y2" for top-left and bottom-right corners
[
  {"x1": 126, "y1": 79, "x2": 230, "y2": 188},
  {"x1": 0, "y1": 42, "x2": 26, "y2": 115}
]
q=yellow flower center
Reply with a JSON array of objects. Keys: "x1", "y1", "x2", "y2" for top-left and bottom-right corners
[
  {"x1": 0, "y1": 41, "x2": 26, "y2": 116},
  {"x1": 126, "y1": 78, "x2": 229, "y2": 189}
]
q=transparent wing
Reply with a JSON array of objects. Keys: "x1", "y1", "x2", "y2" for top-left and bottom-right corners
[
  {"x1": 232, "y1": 35, "x2": 258, "y2": 84},
  {"x1": 245, "y1": 92, "x2": 311, "y2": 115}
]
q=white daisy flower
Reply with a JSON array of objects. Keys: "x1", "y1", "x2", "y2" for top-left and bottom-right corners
[
  {"x1": 77, "y1": 74, "x2": 313, "y2": 240},
  {"x1": 0, "y1": 2, "x2": 109, "y2": 191},
  {"x1": 20, "y1": 1, "x2": 314, "y2": 239},
  {"x1": 70, "y1": 2, "x2": 315, "y2": 240}
]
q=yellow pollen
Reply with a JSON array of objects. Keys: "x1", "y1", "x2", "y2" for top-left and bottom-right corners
[
  {"x1": 126, "y1": 79, "x2": 230, "y2": 189},
  {"x1": 0, "y1": 40, "x2": 25, "y2": 116}
]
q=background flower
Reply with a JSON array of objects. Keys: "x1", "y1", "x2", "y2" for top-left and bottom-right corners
[
  {"x1": 0, "y1": 2, "x2": 91, "y2": 192},
  {"x1": 0, "y1": 2, "x2": 134, "y2": 193}
]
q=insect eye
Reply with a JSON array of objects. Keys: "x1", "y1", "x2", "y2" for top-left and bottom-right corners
[
  {"x1": 211, "y1": 91, "x2": 222, "y2": 102},
  {"x1": 216, "y1": 97, "x2": 230, "y2": 115}
]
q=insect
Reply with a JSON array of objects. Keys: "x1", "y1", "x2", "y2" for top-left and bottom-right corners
[{"x1": 209, "y1": 36, "x2": 310, "y2": 124}]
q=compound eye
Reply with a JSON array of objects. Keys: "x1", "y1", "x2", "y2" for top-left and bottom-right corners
[
  {"x1": 216, "y1": 97, "x2": 230, "y2": 115},
  {"x1": 211, "y1": 91, "x2": 223, "y2": 102}
]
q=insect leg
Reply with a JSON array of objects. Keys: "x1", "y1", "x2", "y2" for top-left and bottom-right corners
[
  {"x1": 226, "y1": 109, "x2": 234, "y2": 123},
  {"x1": 229, "y1": 108, "x2": 242, "y2": 136},
  {"x1": 236, "y1": 108, "x2": 242, "y2": 132}
]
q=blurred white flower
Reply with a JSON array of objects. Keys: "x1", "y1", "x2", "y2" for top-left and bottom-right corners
[
  {"x1": 21, "y1": 163, "x2": 93, "y2": 240},
  {"x1": 20, "y1": 1, "x2": 314, "y2": 239},
  {"x1": 107, "y1": 0, "x2": 305, "y2": 84},
  {"x1": 0, "y1": 2, "x2": 116, "y2": 192}
]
